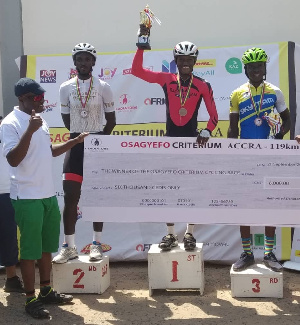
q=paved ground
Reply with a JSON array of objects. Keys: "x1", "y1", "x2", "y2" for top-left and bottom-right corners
[{"x1": 1, "y1": 262, "x2": 300, "y2": 325}]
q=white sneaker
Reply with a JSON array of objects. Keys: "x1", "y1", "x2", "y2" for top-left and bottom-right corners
[
  {"x1": 52, "y1": 245, "x2": 78, "y2": 264},
  {"x1": 89, "y1": 242, "x2": 103, "y2": 261}
]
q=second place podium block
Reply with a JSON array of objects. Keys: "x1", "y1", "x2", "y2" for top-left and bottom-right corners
[
  {"x1": 148, "y1": 243, "x2": 204, "y2": 296},
  {"x1": 53, "y1": 255, "x2": 110, "y2": 294}
]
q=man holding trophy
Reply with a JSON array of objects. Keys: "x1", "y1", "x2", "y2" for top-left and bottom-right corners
[
  {"x1": 132, "y1": 6, "x2": 219, "y2": 252},
  {"x1": 228, "y1": 47, "x2": 291, "y2": 272}
]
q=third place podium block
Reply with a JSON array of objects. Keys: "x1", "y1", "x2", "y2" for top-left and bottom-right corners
[
  {"x1": 230, "y1": 263, "x2": 283, "y2": 298},
  {"x1": 53, "y1": 255, "x2": 110, "y2": 294},
  {"x1": 148, "y1": 243, "x2": 204, "y2": 296}
]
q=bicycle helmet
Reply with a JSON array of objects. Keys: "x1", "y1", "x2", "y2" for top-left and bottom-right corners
[
  {"x1": 173, "y1": 41, "x2": 199, "y2": 58},
  {"x1": 72, "y1": 43, "x2": 97, "y2": 60},
  {"x1": 242, "y1": 47, "x2": 268, "y2": 65}
]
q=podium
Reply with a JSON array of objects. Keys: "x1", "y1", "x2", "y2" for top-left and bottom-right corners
[
  {"x1": 52, "y1": 255, "x2": 110, "y2": 294},
  {"x1": 230, "y1": 263, "x2": 283, "y2": 298},
  {"x1": 148, "y1": 243, "x2": 204, "y2": 296}
]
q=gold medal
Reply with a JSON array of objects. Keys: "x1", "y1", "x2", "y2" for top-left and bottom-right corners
[
  {"x1": 179, "y1": 107, "x2": 187, "y2": 117},
  {"x1": 254, "y1": 117, "x2": 262, "y2": 126}
]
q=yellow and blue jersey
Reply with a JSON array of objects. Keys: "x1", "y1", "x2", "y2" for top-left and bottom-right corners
[{"x1": 230, "y1": 82, "x2": 286, "y2": 139}]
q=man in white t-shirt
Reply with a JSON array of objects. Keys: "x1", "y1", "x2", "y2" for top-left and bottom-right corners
[
  {"x1": 1, "y1": 78, "x2": 89, "y2": 319},
  {"x1": 0, "y1": 116, "x2": 23, "y2": 293},
  {"x1": 52, "y1": 43, "x2": 116, "y2": 264}
]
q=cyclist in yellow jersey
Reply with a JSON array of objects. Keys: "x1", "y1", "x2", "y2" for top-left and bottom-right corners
[{"x1": 228, "y1": 47, "x2": 290, "y2": 272}]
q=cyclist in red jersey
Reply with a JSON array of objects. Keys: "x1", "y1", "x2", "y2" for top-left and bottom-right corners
[{"x1": 132, "y1": 30, "x2": 218, "y2": 251}]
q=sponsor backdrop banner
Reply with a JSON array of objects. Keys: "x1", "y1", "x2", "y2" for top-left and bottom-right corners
[{"x1": 23, "y1": 42, "x2": 291, "y2": 262}]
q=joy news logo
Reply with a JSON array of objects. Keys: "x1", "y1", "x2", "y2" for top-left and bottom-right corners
[
  {"x1": 98, "y1": 67, "x2": 117, "y2": 80},
  {"x1": 40, "y1": 70, "x2": 56, "y2": 83},
  {"x1": 225, "y1": 57, "x2": 242, "y2": 74},
  {"x1": 162, "y1": 59, "x2": 177, "y2": 73}
]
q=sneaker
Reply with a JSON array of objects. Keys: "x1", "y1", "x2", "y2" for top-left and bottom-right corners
[
  {"x1": 25, "y1": 297, "x2": 50, "y2": 319},
  {"x1": 183, "y1": 233, "x2": 196, "y2": 251},
  {"x1": 233, "y1": 252, "x2": 255, "y2": 271},
  {"x1": 263, "y1": 252, "x2": 283, "y2": 272},
  {"x1": 38, "y1": 288, "x2": 73, "y2": 304},
  {"x1": 3, "y1": 276, "x2": 24, "y2": 293},
  {"x1": 89, "y1": 241, "x2": 103, "y2": 261},
  {"x1": 52, "y1": 244, "x2": 78, "y2": 264},
  {"x1": 158, "y1": 234, "x2": 178, "y2": 251}
]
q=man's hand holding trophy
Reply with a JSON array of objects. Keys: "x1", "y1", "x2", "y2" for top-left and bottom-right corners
[{"x1": 136, "y1": 5, "x2": 161, "y2": 50}]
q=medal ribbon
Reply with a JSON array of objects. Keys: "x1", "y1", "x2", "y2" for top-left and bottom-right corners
[
  {"x1": 248, "y1": 82, "x2": 265, "y2": 117},
  {"x1": 76, "y1": 77, "x2": 93, "y2": 109},
  {"x1": 177, "y1": 74, "x2": 194, "y2": 109}
]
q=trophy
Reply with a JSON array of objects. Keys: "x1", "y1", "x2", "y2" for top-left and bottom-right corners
[
  {"x1": 136, "y1": 5, "x2": 161, "y2": 50},
  {"x1": 262, "y1": 110, "x2": 282, "y2": 139}
]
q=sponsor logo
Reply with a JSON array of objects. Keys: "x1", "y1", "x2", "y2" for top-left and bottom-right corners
[
  {"x1": 193, "y1": 70, "x2": 215, "y2": 78},
  {"x1": 116, "y1": 94, "x2": 137, "y2": 112},
  {"x1": 40, "y1": 70, "x2": 56, "y2": 83},
  {"x1": 225, "y1": 57, "x2": 242, "y2": 74},
  {"x1": 98, "y1": 68, "x2": 117, "y2": 80},
  {"x1": 69, "y1": 68, "x2": 78, "y2": 79},
  {"x1": 195, "y1": 59, "x2": 216, "y2": 68},
  {"x1": 162, "y1": 59, "x2": 176, "y2": 73},
  {"x1": 144, "y1": 97, "x2": 166, "y2": 105},
  {"x1": 91, "y1": 138, "x2": 102, "y2": 146},
  {"x1": 123, "y1": 66, "x2": 153, "y2": 75},
  {"x1": 81, "y1": 243, "x2": 112, "y2": 254},
  {"x1": 42, "y1": 99, "x2": 57, "y2": 113},
  {"x1": 136, "y1": 244, "x2": 152, "y2": 251}
]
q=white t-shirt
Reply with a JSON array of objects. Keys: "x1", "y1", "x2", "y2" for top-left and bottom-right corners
[
  {"x1": 60, "y1": 76, "x2": 115, "y2": 133},
  {"x1": 0, "y1": 141, "x2": 10, "y2": 194},
  {"x1": 0, "y1": 107, "x2": 55, "y2": 200}
]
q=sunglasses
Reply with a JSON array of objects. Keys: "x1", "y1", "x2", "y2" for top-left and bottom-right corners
[{"x1": 25, "y1": 94, "x2": 45, "y2": 102}]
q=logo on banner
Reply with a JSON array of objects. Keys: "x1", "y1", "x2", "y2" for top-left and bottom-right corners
[
  {"x1": 123, "y1": 66, "x2": 153, "y2": 75},
  {"x1": 68, "y1": 68, "x2": 78, "y2": 79},
  {"x1": 162, "y1": 59, "x2": 176, "y2": 73},
  {"x1": 195, "y1": 59, "x2": 216, "y2": 68},
  {"x1": 136, "y1": 244, "x2": 152, "y2": 251},
  {"x1": 40, "y1": 70, "x2": 56, "y2": 83},
  {"x1": 116, "y1": 94, "x2": 138, "y2": 112},
  {"x1": 225, "y1": 58, "x2": 242, "y2": 74},
  {"x1": 42, "y1": 99, "x2": 57, "y2": 113},
  {"x1": 194, "y1": 70, "x2": 215, "y2": 78},
  {"x1": 98, "y1": 68, "x2": 117, "y2": 80},
  {"x1": 144, "y1": 97, "x2": 166, "y2": 105}
]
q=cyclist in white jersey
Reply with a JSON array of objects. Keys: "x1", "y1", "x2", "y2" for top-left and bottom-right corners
[{"x1": 53, "y1": 43, "x2": 116, "y2": 264}]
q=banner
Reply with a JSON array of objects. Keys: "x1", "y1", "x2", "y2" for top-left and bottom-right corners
[{"x1": 23, "y1": 42, "x2": 293, "y2": 262}]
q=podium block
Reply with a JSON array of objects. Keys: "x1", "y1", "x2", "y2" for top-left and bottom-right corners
[
  {"x1": 52, "y1": 255, "x2": 110, "y2": 294},
  {"x1": 148, "y1": 243, "x2": 204, "y2": 296},
  {"x1": 230, "y1": 263, "x2": 283, "y2": 298}
]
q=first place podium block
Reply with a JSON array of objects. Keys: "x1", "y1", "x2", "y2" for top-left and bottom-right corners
[
  {"x1": 148, "y1": 243, "x2": 204, "y2": 296},
  {"x1": 230, "y1": 263, "x2": 283, "y2": 298},
  {"x1": 52, "y1": 255, "x2": 110, "y2": 294}
]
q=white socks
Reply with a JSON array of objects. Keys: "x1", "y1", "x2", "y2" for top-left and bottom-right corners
[
  {"x1": 93, "y1": 231, "x2": 102, "y2": 243},
  {"x1": 64, "y1": 234, "x2": 75, "y2": 247},
  {"x1": 167, "y1": 225, "x2": 176, "y2": 235},
  {"x1": 185, "y1": 224, "x2": 195, "y2": 235}
]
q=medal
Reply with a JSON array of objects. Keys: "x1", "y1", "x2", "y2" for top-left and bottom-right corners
[
  {"x1": 177, "y1": 74, "x2": 193, "y2": 118},
  {"x1": 81, "y1": 110, "x2": 88, "y2": 118},
  {"x1": 254, "y1": 117, "x2": 262, "y2": 126},
  {"x1": 76, "y1": 76, "x2": 93, "y2": 117},
  {"x1": 179, "y1": 107, "x2": 187, "y2": 117},
  {"x1": 248, "y1": 82, "x2": 266, "y2": 126}
]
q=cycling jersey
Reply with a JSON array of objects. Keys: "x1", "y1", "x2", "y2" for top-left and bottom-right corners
[
  {"x1": 132, "y1": 49, "x2": 218, "y2": 137},
  {"x1": 230, "y1": 81, "x2": 287, "y2": 139},
  {"x1": 60, "y1": 76, "x2": 115, "y2": 133},
  {"x1": 60, "y1": 76, "x2": 115, "y2": 182}
]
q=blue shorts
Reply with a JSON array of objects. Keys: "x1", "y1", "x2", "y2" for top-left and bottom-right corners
[{"x1": 0, "y1": 193, "x2": 19, "y2": 267}]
